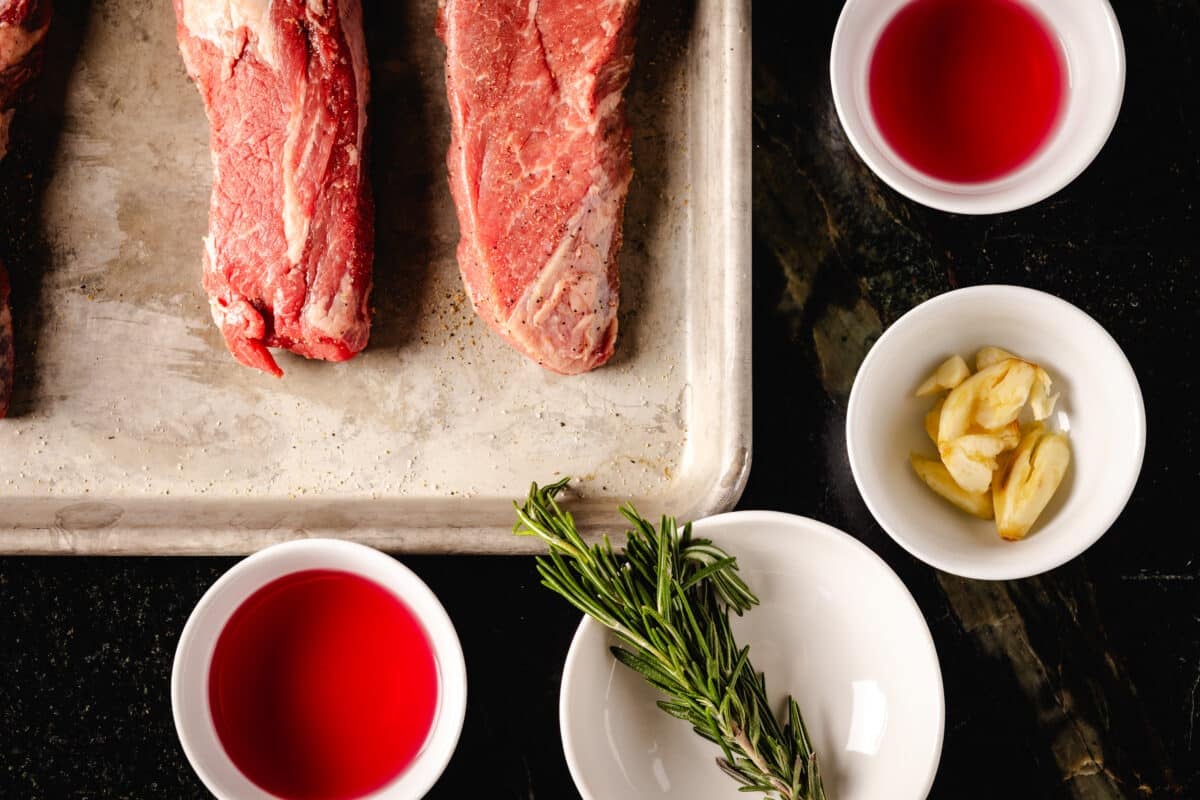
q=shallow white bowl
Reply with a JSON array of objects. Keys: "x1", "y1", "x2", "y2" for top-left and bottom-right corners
[
  {"x1": 847, "y1": 285, "x2": 1146, "y2": 581},
  {"x1": 560, "y1": 511, "x2": 944, "y2": 800},
  {"x1": 831, "y1": 0, "x2": 1125, "y2": 214},
  {"x1": 172, "y1": 539, "x2": 467, "y2": 800}
]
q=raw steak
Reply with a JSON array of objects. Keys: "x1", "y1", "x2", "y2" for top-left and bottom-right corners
[
  {"x1": 437, "y1": 0, "x2": 637, "y2": 374},
  {"x1": 174, "y1": 0, "x2": 373, "y2": 377},
  {"x1": 0, "y1": 0, "x2": 52, "y2": 418}
]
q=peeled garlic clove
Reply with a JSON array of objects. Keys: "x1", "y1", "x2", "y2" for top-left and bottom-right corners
[
  {"x1": 911, "y1": 454, "x2": 995, "y2": 519},
  {"x1": 993, "y1": 420, "x2": 1021, "y2": 451},
  {"x1": 939, "y1": 359, "x2": 1038, "y2": 442},
  {"x1": 939, "y1": 434, "x2": 1007, "y2": 494},
  {"x1": 953, "y1": 434, "x2": 1009, "y2": 458},
  {"x1": 1029, "y1": 367, "x2": 1059, "y2": 421},
  {"x1": 994, "y1": 423, "x2": 1071, "y2": 541},
  {"x1": 941, "y1": 446, "x2": 994, "y2": 494},
  {"x1": 925, "y1": 398, "x2": 945, "y2": 445},
  {"x1": 938, "y1": 374, "x2": 982, "y2": 443},
  {"x1": 974, "y1": 359, "x2": 1039, "y2": 430},
  {"x1": 916, "y1": 355, "x2": 971, "y2": 397},
  {"x1": 975, "y1": 346, "x2": 1016, "y2": 371}
]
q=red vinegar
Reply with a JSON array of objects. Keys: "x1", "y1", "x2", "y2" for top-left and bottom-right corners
[
  {"x1": 868, "y1": 0, "x2": 1067, "y2": 184},
  {"x1": 208, "y1": 570, "x2": 439, "y2": 800}
]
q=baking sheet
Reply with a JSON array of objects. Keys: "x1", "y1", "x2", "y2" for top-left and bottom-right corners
[{"x1": 0, "y1": 0, "x2": 751, "y2": 554}]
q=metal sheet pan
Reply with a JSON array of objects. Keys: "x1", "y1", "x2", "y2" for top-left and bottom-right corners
[{"x1": 0, "y1": 0, "x2": 751, "y2": 554}]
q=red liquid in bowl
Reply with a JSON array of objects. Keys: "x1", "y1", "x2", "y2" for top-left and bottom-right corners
[
  {"x1": 209, "y1": 570, "x2": 439, "y2": 800},
  {"x1": 868, "y1": 0, "x2": 1068, "y2": 183}
]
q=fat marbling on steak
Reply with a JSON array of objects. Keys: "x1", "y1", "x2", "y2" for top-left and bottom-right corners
[
  {"x1": 437, "y1": 0, "x2": 638, "y2": 374},
  {"x1": 0, "y1": 0, "x2": 52, "y2": 417},
  {"x1": 174, "y1": 0, "x2": 373, "y2": 377}
]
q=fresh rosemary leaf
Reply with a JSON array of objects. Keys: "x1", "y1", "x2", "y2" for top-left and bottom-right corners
[{"x1": 513, "y1": 479, "x2": 827, "y2": 800}]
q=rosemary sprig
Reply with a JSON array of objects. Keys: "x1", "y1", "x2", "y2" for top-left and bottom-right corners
[{"x1": 514, "y1": 478, "x2": 827, "y2": 800}]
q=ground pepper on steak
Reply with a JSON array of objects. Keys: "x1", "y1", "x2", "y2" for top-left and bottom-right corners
[{"x1": 437, "y1": 0, "x2": 638, "y2": 375}]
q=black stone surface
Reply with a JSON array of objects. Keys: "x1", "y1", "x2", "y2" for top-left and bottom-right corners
[{"x1": 2, "y1": 0, "x2": 1199, "y2": 797}]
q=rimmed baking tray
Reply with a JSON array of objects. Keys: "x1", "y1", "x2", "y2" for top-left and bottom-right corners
[{"x1": 0, "y1": 0, "x2": 751, "y2": 554}]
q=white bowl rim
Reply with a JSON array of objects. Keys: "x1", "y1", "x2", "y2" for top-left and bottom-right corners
[
  {"x1": 171, "y1": 538, "x2": 468, "y2": 800},
  {"x1": 558, "y1": 509, "x2": 946, "y2": 800},
  {"x1": 829, "y1": 0, "x2": 1127, "y2": 215},
  {"x1": 846, "y1": 284, "x2": 1147, "y2": 580}
]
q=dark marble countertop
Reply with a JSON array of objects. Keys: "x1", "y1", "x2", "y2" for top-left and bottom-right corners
[{"x1": 3, "y1": 0, "x2": 1199, "y2": 797}]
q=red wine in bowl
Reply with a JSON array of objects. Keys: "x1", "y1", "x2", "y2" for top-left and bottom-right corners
[
  {"x1": 868, "y1": 0, "x2": 1068, "y2": 184},
  {"x1": 208, "y1": 570, "x2": 440, "y2": 800}
]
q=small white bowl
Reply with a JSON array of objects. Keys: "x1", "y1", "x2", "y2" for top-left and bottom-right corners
[
  {"x1": 172, "y1": 539, "x2": 467, "y2": 800},
  {"x1": 831, "y1": 0, "x2": 1125, "y2": 214},
  {"x1": 559, "y1": 511, "x2": 944, "y2": 800},
  {"x1": 847, "y1": 286, "x2": 1146, "y2": 581}
]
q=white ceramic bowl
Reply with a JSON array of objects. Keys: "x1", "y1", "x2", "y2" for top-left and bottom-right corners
[
  {"x1": 172, "y1": 539, "x2": 467, "y2": 800},
  {"x1": 831, "y1": 0, "x2": 1125, "y2": 214},
  {"x1": 560, "y1": 511, "x2": 945, "y2": 800},
  {"x1": 847, "y1": 285, "x2": 1146, "y2": 581}
]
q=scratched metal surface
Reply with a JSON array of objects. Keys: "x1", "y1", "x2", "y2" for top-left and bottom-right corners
[{"x1": 0, "y1": 0, "x2": 751, "y2": 553}]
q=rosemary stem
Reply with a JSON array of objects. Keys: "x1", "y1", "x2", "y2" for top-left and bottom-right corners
[
  {"x1": 513, "y1": 480, "x2": 825, "y2": 800},
  {"x1": 730, "y1": 724, "x2": 795, "y2": 799}
]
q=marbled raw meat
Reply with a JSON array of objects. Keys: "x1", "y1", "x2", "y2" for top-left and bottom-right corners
[
  {"x1": 437, "y1": 0, "x2": 638, "y2": 374},
  {"x1": 174, "y1": 0, "x2": 373, "y2": 376}
]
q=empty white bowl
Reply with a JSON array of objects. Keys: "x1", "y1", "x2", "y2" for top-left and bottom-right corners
[
  {"x1": 172, "y1": 539, "x2": 468, "y2": 800},
  {"x1": 831, "y1": 0, "x2": 1125, "y2": 214},
  {"x1": 847, "y1": 286, "x2": 1145, "y2": 581},
  {"x1": 559, "y1": 511, "x2": 945, "y2": 800}
]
